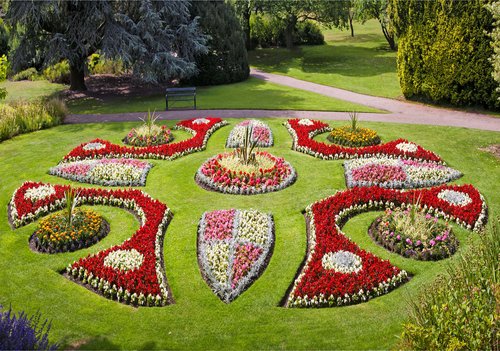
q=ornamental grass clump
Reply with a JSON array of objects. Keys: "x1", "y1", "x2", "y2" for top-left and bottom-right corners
[
  {"x1": 0, "y1": 305, "x2": 58, "y2": 350},
  {"x1": 327, "y1": 111, "x2": 381, "y2": 147},
  {"x1": 369, "y1": 201, "x2": 458, "y2": 260},
  {"x1": 401, "y1": 220, "x2": 499, "y2": 350},
  {"x1": 123, "y1": 110, "x2": 173, "y2": 147}
]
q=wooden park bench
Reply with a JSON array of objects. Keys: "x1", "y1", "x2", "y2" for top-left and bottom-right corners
[{"x1": 165, "y1": 87, "x2": 196, "y2": 110}]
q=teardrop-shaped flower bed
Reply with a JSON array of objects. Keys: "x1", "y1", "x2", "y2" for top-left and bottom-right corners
[
  {"x1": 226, "y1": 119, "x2": 273, "y2": 147},
  {"x1": 198, "y1": 209, "x2": 274, "y2": 302},
  {"x1": 49, "y1": 158, "x2": 153, "y2": 186},
  {"x1": 343, "y1": 157, "x2": 462, "y2": 189},
  {"x1": 195, "y1": 152, "x2": 296, "y2": 195}
]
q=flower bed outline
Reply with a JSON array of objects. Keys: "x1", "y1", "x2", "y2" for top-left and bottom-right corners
[
  {"x1": 8, "y1": 181, "x2": 174, "y2": 307},
  {"x1": 285, "y1": 184, "x2": 487, "y2": 308},
  {"x1": 343, "y1": 157, "x2": 462, "y2": 189},
  {"x1": 284, "y1": 119, "x2": 443, "y2": 162},
  {"x1": 197, "y1": 209, "x2": 275, "y2": 303},
  {"x1": 62, "y1": 117, "x2": 228, "y2": 162},
  {"x1": 225, "y1": 119, "x2": 274, "y2": 148},
  {"x1": 49, "y1": 158, "x2": 153, "y2": 187}
]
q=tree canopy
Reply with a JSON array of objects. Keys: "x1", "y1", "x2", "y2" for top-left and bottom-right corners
[{"x1": 6, "y1": 0, "x2": 207, "y2": 91}]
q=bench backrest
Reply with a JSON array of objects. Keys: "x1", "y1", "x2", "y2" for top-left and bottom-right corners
[{"x1": 166, "y1": 87, "x2": 196, "y2": 95}]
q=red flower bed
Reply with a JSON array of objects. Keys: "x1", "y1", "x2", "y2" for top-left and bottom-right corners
[
  {"x1": 284, "y1": 119, "x2": 443, "y2": 162},
  {"x1": 9, "y1": 181, "x2": 173, "y2": 307},
  {"x1": 286, "y1": 184, "x2": 487, "y2": 307},
  {"x1": 63, "y1": 117, "x2": 228, "y2": 161}
]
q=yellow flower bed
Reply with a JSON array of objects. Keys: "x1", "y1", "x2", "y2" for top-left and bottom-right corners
[{"x1": 327, "y1": 126, "x2": 381, "y2": 147}]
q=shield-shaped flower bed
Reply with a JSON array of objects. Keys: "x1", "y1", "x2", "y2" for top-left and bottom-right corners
[
  {"x1": 343, "y1": 157, "x2": 462, "y2": 189},
  {"x1": 198, "y1": 209, "x2": 274, "y2": 303},
  {"x1": 286, "y1": 184, "x2": 487, "y2": 308},
  {"x1": 195, "y1": 152, "x2": 296, "y2": 195},
  {"x1": 226, "y1": 119, "x2": 273, "y2": 147},
  {"x1": 49, "y1": 158, "x2": 153, "y2": 186}
]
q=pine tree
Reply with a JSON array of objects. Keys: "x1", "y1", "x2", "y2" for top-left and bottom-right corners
[
  {"x1": 188, "y1": 0, "x2": 249, "y2": 86},
  {"x1": 6, "y1": 1, "x2": 207, "y2": 91}
]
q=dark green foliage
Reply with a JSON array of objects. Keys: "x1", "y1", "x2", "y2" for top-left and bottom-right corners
[
  {"x1": 488, "y1": 2, "x2": 500, "y2": 90},
  {"x1": 0, "y1": 19, "x2": 9, "y2": 57},
  {"x1": 390, "y1": 0, "x2": 500, "y2": 109},
  {"x1": 400, "y1": 220, "x2": 499, "y2": 350},
  {"x1": 187, "y1": 1, "x2": 249, "y2": 86}
]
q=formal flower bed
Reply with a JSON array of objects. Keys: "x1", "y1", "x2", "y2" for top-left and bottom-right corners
[
  {"x1": 284, "y1": 119, "x2": 443, "y2": 162},
  {"x1": 62, "y1": 117, "x2": 228, "y2": 161},
  {"x1": 195, "y1": 151, "x2": 297, "y2": 195},
  {"x1": 225, "y1": 119, "x2": 273, "y2": 147},
  {"x1": 30, "y1": 208, "x2": 109, "y2": 254},
  {"x1": 9, "y1": 181, "x2": 173, "y2": 307},
  {"x1": 327, "y1": 126, "x2": 381, "y2": 147},
  {"x1": 198, "y1": 209, "x2": 274, "y2": 302},
  {"x1": 368, "y1": 208, "x2": 459, "y2": 260},
  {"x1": 286, "y1": 184, "x2": 487, "y2": 308},
  {"x1": 49, "y1": 158, "x2": 153, "y2": 186},
  {"x1": 123, "y1": 125, "x2": 173, "y2": 147},
  {"x1": 343, "y1": 157, "x2": 462, "y2": 188}
]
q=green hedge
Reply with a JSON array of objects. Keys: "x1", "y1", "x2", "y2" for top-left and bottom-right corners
[{"x1": 391, "y1": 0, "x2": 500, "y2": 109}]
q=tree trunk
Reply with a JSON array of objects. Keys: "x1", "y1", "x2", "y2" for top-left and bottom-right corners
[
  {"x1": 349, "y1": 16, "x2": 354, "y2": 37},
  {"x1": 284, "y1": 15, "x2": 297, "y2": 49},
  {"x1": 380, "y1": 22, "x2": 397, "y2": 51},
  {"x1": 243, "y1": 9, "x2": 252, "y2": 50},
  {"x1": 69, "y1": 61, "x2": 87, "y2": 91}
]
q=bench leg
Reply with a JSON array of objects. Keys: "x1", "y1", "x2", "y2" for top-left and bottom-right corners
[
  {"x1": 194, "y1": 96, "x2": 197, "y2": 110},
  {"x1": 165, "y1": 95, "x2": 168, "y2": 111}
]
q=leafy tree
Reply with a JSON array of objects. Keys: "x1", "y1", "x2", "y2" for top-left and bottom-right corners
[
  {"x1": 6, "y1": 1, "x2": 207, "y2": 91},
  {"x1": 234, "y1": 0, "x2": 263, "y2": 50},
  {"x1": 187, "y1": 0, "x2": 249, "y2": 85},
  {"x1": 357, "y1": 0, "x2": 396, "y2": 50},
  {"x1": 262, "y1": 0, "x2": 350, "y2": 49}
]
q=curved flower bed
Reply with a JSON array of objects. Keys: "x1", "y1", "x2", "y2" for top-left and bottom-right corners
[
  {"x1": 30, "y1": 208, "x2": 109, "y2": 254},
  {"x1": 286, "y1": 184, "x2": 487, "y2": 308},
  {"x1": 368, "y1": 209, "x2": 459, "y2": 260},
  {"x1": 123, "y1": 125, "x2": 173, "y2": 147},
  {"x1": 225, "y1": 119, "x2": 273, "y2": 147},
  {"x1": 9, "y1": 181, "x2": 173, "y2": 307},
  {"x1": 344, "y1": 157, "x2": 462, "y2": 188},
  {"x1": 195, "y1": 152, "x2": 297, "y2": 195},
  {"x1": 327, "y1": 126, "x2": 381, "y2": 147},
  {"x1": 284, "y1": 119, "x2": 443, "y2": 162},
  {"x1": 62, "y1": 117, "x2": 228, "y2": 162},
  {"x1": 198, "y1": 209, "x2": 274, "y2": 303},
  {"x1": 49, "y1": 158, "x2": 153, "y2": 186}
]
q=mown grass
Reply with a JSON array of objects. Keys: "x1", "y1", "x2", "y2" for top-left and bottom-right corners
[
  {"x1": 0, "y1": 80, "x2": 67, "y2": 102},
  {"x1": 67, "y1": 77, "x2": 380, "y2": 114},
  {"x1": 0, "y1": 118, "x2": 498, "y2": 349},
  {"x1": 248, "y1": 20, "x2": 402, "y2": 99}
]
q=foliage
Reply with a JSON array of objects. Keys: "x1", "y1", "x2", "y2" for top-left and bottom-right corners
[
  {"x1": 187, "y1": 1, "x2": 249, "y2": 85},
  {"x1": 401, "y1": 220, "x2": 499, "y2": 350},
  {"x1": 0, "y1": 88, "x2": 6, "y2": 100},
  {"x1": 488, "y1": 1, "x2": 500, "y2": 95},
  {"x1": 0, "y1": 55, "x2": 8, "y2": 81},
  {"x1": 64, "y1": 188, "x2": 79, "y2": 227},
  {"x1": 0, "y1": 305, "x2": 58, "y2": 350},
  {"x1": 6, "y1": 1, "x2": 207, "y2": 90},
  {"x1": 357, "y1": 0, "x2": 396, "y2": 50},
  {"x1": 390, "y1": 0, "x2": 500, "y2": 109},
  {"x1": 0, "y1": 98, "x2": 68, "y2": 142},
  {"x1": 42, "y1": 62, "x2": 70, "y2": 84},
  {"x1": 11, "y1": 67, "x2": 40, "y2": 81},
  {"x1": 87, "y1": 53, "x2": 124, "y2": 76},
  {"x1": 0, "y1": 19, "x2": 10, "y2": 57}
]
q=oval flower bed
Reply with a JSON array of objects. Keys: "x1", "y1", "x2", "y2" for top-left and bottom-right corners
[
  {"x1": 225, "y1": 119, "x2": 273, "y2": 148},
  {"x1": 368, "y1": 208, "x2": 459, "y2": 260},
  {"x1": 198, "y1": 209, "x2": 274, "y2": 303},
  {"x1": 343, "y1": 157, "x2": 462, "y2": 189},
  {"x1": 30, "y1": 208, "x2": 109, "y2": 254},
  {"x1": 49, "y1": 158, "x2": 153, "y2": 186},
  {"x1": 195, "y1": 152, "x2": 297, "y2": 195}
]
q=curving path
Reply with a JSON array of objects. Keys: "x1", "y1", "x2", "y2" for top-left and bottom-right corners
[{"x1": 66, "y1": 68, "x2": 500, "y2": 132}]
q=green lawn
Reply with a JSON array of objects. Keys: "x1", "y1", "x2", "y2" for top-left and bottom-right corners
[
  {"x1": 249, "y1": 20, "x2": 402, "y2": 99},
  {"x1": 67, "y1": 77, "x2": 380, "y2": 114},
  {"x1": 0, "y1": 118, "x2": 498, "y2": 349},
  {"x1": 0, "y1": 80, "x2": 67, "y2": 102}
]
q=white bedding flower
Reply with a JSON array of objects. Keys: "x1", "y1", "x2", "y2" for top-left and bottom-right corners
[
  {"x1": 205, "y1": 242, "x2": 230, "y2": 284},
  {"x1": 104, "y1": 249, "x2": 144, "y2": 271},
  {"x1": 192, "y1": 118, "x2": 211, "y2": 125},
  {"x1": 298, "y1": 119, "x2": 314, "y2": 126},
  {"x1": 437, "y1": 190, "x2": 473, "y2": 207},
  {"x1": 83, "y1": 142, "x2": 106, "y2": 151},
  {"x1": 237, "y1": 210, "x2": 270, "y2": 246},
  {"x1": 395, "y1": 142, "x2": 418, "y2": 153},
  {"x1": 322, "y1": 251, "x2": 362, "y2": 274},
  {"x1": 24, "y1": 185, "x2": 56, "y2": 202}
]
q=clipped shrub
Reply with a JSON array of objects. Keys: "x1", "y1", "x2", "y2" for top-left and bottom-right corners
[
  {"x1": 0, "y1": 98, "x2": 67, "y2": 142},
  {"x1": 0, "y1": 305, "x2": 58, "y2": 350},
  {"x1": 11, "y1": 67, "x2": 40, "y2": 81},
  {"x1": 391, "y1": 0, "x2": 500, "y2": 109},
  {"x1": 43, "y1": 61, "x2": 70, "y2": 84},
  {"x1": 400, "y1": 220, "x2": 499, "y2": 350},
  {"x1": 187, "y1": 1, "x2": 249, "y2": 85}
]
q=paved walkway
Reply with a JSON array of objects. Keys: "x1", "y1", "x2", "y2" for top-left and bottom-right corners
[{"x1": 66, "y1": 68, "x2": 500, "y2": 132}]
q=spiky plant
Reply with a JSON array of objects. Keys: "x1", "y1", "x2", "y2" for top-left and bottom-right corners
[
  {"x1": 349, "y1": 111, "x2": 359, "y2": 132},
  {"x1": 235, "y1": 126, "x2": 258, "y2": 165},
  {"x1": 64, "y1": 188, "x2": 79, "y2": 227}
]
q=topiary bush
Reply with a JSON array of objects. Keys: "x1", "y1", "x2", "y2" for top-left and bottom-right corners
[{"x1": 390, "y1": 0, "x2": 500, "y2": 109}]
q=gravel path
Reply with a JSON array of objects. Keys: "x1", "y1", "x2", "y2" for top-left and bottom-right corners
[{"x1": 66, "y1": 68, "x2": 500, "y2": 132}]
